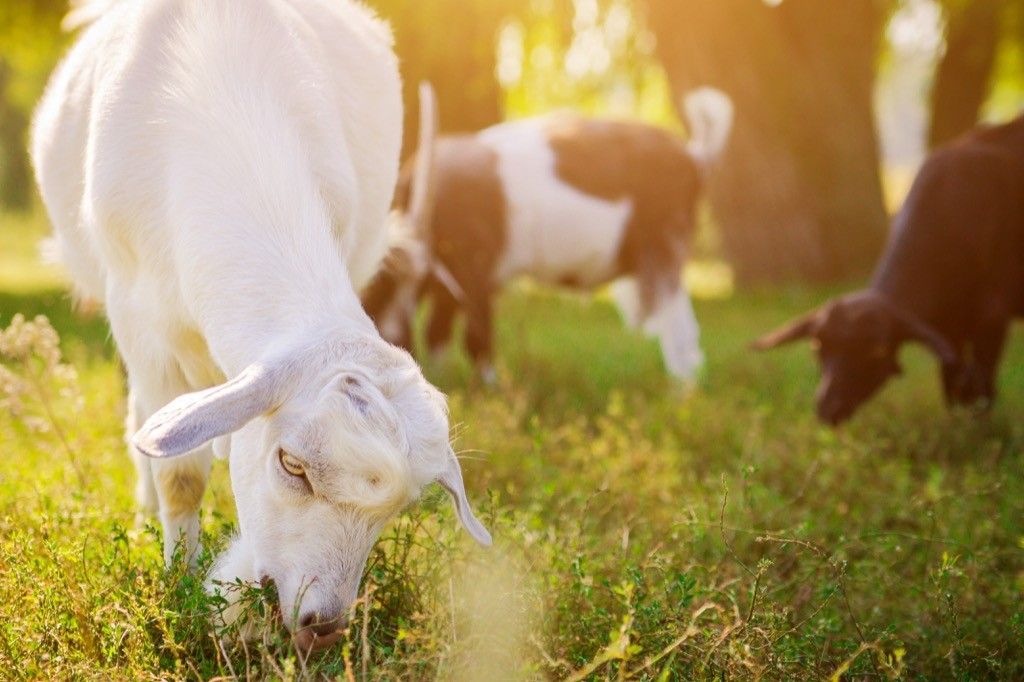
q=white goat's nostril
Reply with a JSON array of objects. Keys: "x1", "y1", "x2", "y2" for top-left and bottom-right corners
[
  {"x1": 293, "y1": 625, "x2": 344, "y2": 653},
  {"x1": 293, "y1": 611, "x2": 348, "y2": 653},
  {"x1": 299, "y1": 611, "x2": 347, "y2": 633}
]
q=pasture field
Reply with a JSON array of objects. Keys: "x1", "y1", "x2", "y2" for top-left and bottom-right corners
[{"x1": 1, "y1": 211, "x2": 1023, "y2": 680}]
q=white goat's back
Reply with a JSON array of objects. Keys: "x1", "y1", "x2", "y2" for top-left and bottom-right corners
[{"x1": 32, "y1": 0, "x2": 401, "y2": 314}]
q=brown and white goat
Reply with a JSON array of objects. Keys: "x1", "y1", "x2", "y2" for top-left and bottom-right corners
[{"x1": 363, "y1": 90, "x2": 734, "y2": 382}]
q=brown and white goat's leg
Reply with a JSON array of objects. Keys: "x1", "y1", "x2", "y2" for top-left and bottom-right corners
[
  {"x1": 425, "y1": 277, "x2": 460, "y2": 360},
  {"x1": 613, "y1": 273, "x2": 703, "y2": 381},
  {"x1": 465, "y1": 295, "x2": 496, "y2": 384},
  {"x1": 652, "y1": 283, "x2": 703, "y2": 380}
]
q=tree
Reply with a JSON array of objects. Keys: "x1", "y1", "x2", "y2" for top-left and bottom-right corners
[
  {"x1": 0, "y1": 0, "x2": 68, "y2": 209},
  {"x1": 928, "y1": 0, "x2": 1013, "y2": 148},
  {"x1": 644, "y1": 0, "x2": 891, "y2": 284},
  {"x1": 928, "y1": 0, "x2": 1005, "y2": 148},
  {"x1": 371, "y1": 1, "x2": 524, "y2": 157}
]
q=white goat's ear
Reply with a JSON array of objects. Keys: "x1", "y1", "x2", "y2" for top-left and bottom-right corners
[
  {"x1": 437, "y1": 447, "x2": 492, "y2": 546},
  {"x1": 132, "y1": 364, "x2": 282, "y2": 458}
]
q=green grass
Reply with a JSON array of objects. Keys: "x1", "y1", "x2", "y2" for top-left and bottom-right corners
[{"x1": 1, "y1": 210, "x2": 1022, "y2": 680}]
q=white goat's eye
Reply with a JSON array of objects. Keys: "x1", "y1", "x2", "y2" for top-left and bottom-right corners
[{"x1": 279, "y1": 450, "x2": 306, "y2": 477}]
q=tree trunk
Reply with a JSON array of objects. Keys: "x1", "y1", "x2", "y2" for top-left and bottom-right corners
[
  {"x1": 372, "y1": 1, "x2": 518, "y2": 158},
  {"x1": 645, "y1": 0, "x2": 890, "y2": 284},
  {"x1": 928, "y1": 1, "x2": 1004, "y2": 149},
  {"x1": 0, "y1": 58, "x2": 31, "y2": 210}
]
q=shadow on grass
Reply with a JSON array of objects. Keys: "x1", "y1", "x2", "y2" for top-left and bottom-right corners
[{"x1": 416, "y1": 287, "x2": 676, "y2": 418}]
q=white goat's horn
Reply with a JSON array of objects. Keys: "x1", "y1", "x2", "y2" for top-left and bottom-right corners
[{"x1": 408, "y1": 81, "x2": 439, "y2": 239}]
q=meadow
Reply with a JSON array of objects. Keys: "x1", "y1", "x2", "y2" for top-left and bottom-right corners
[{"x1": 1, "y1": 210, "x2": 1022, "y2": 680}]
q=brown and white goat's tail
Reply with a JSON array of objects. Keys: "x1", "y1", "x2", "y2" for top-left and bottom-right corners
[{"x1": 683, "y1": 87, "x2": 734, "y2": 167}]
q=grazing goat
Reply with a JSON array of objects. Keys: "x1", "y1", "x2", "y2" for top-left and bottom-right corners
[
  {"x1": 362, "y1": 90, "x2": 734, "y2": 382},
  {"x1": 754, "y1": 116, "x2": 1024, "y2": 425},
  {"x1": 32, "y1": 0, "x2": 489, "y2": 652}
]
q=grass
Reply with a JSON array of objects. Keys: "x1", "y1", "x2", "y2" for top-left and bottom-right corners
[{"x1": 1, "y1": 209, "x2": 1022, "y2": 680}]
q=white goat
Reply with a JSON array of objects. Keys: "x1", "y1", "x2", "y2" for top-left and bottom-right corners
[{"x1": 32, "y1": 0, "x2": 489, "y2": 652}]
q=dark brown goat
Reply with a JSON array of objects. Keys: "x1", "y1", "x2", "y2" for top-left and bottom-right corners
[{"x1": 754, "y1": 116, "x2": 1024, "y2": 424}]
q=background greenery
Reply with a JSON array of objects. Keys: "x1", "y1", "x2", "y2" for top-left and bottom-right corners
[
  {"x1": 2, "y1": 211, "x2": 1023, "y2": 679},
  {"x1": 3, "y1": 0, "x2": 1024, "y2": 277},
  {"x1": 2, "y1": 0, "x2": 1023, "y2": 679}
]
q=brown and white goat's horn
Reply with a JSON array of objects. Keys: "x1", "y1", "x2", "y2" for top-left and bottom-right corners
[
  {"x1": 431, "y1": 261, "x2": 466, "y2": 303},
  {"x1": 408, "y1": 81, "x2": 439, "y2": 239}
]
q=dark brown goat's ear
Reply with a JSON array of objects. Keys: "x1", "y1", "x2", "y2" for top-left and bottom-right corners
[
  {"x1": 751, "y1": 308, "x2": 822, "y2": 350},
  {"x1": 892, "y1": 308, "x2": 958, "y2": 365}
]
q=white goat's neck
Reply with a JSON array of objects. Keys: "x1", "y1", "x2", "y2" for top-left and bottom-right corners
[
  {"x1": 180, "y1": 205, "x2": 377, "y2": 377},
  {"x1": 164, "y1": 92, "x2": 377, "y2": 377},
  {"x1": 153, "y1": 15, "x2": 380, "y2": 379}
]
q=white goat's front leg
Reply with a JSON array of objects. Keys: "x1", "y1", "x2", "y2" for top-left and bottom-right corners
[
  {"x1": 129, "y1": 379, "x2": 213, "y2": 567},
  {"x1": 613, "y1": 277, "x2": 703, "y2": 381},
  {"x1": 126, "y1": 389, "x2": 158, "y2": 522},
  {"x1": 152, "y1": 448, "x2": 212, "y2": 567}
]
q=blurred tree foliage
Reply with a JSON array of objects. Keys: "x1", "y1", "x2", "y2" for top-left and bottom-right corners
[
  {"x1": 928, "y1": 0, "x2": 1020, "y2": 147},
  {"x1": 374, "y1": 0, "x2": 673, "y2": 154},
  {"x1": 988, "y1": 3, "x2": 1024, "y2": 115},
  {"x1": 1, "y1": 0, "x2": 1021, "y2": 284},
  {"x1": 645, "y1": 0, "x2": 892, "y2": 284},
  {"x1": 371, "y1": 0, "x2": 526, "y2": 157},
  {"x1": 497, "y1": 0, "x2": 675, "y2": 124},
  {"x1": 0, "y1": 0, "x2": 67, "y2": 209}
]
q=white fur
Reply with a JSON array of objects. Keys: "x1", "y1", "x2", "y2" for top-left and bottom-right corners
[
  {"x1": 479, "y1": 116, "x2": 634, "y2": 285},
  {"x1": 32, "y1": 0, "x2": 488, "y2": 644}
]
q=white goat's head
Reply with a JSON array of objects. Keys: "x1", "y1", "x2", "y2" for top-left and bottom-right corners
[{"x1": 133, "y1": 336, "x2": 490, "y2": 650}]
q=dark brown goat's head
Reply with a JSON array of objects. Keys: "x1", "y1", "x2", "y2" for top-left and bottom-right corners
[{"x1": 752, "y1": 291, "x2": 957, "y2": 425}]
